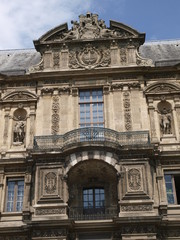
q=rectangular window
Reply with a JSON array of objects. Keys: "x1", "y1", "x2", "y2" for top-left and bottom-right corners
[
  {"x1": 79, "y1": 89, "x2": 104, "y2": 128},
  {"x1": 165, "y1": 174, "x2": 180, "y2": 204},
  {"x1": 6, "y1": 179, "x2": 24, "y2": 212},
  {"x1": 83, "y1": 188, "x2": 105, "y2": 214}
]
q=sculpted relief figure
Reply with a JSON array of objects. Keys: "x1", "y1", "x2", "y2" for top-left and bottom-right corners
[
  {"x1": 13, "y1": 120, "x2": 26, "y2": 143},
  {"x1": 160, "y1": 108, "x2": 172, "y2": 135},
  {"x1": 61, "y1": 12, "x2": 118, "y2": 41}
]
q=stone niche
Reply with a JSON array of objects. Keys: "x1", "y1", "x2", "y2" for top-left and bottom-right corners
[{"x1": 30, "y1": 12, "x2": 153, "y2": 73}]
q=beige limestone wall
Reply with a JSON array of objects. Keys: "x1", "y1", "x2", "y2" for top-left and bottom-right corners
[
  {"x1": 112, "y1": 91, "x2": 124, "y2": 132},
  {"x1": 131, "y1": 90, "x2": 149, "y2": 131}
]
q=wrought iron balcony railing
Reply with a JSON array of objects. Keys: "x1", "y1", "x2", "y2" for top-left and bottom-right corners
[
  {"x1": 34, "y1": 127, "x2": 150, "y2": 150},
  {"x1": 69, "y1": 206, "x2": 118, "y2": 220}
]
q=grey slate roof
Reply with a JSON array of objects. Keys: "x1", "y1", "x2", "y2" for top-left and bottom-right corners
[
  {"x1": 0, "y1": 40, "x2": 180, "y2": 75},
  {"x1": 140, "y1": 40, "x2": 180, "y2": 67}
]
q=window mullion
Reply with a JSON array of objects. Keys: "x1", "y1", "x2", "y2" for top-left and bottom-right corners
[
  {"x1": 172, "y1": 176, "x2": 178, "y2": 204},
  {"x1": 14, "y1": 182, "x2": 17, "y2": 212}
]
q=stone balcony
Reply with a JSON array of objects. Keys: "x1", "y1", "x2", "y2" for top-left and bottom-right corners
[{"x1": 33, "y1": 127, "x2": 151, "y2": 152}]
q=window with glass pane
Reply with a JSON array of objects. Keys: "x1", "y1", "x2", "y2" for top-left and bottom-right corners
[
  {"x1": 165, "y1": 174, "x2": 180, "y2": 204},
  {"x1": 6, "y1": 179, "x2": 24, "y2": 212},
  {"x1": 79, "y1": 90, "x2": 104, "y2": 128},
  {"x1": 83, "y1": 188, "x2": 105, "y2": 214}
]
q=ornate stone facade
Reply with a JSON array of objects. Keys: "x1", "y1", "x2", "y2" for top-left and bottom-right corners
[{"x1": 0, "y1": 12, "x2": 180, "y2": 240}]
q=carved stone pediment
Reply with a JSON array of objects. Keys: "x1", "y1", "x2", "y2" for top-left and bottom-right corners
[
  {"x1": 144, "y1": 82, "x2": 180, "y2": 95},
  {"x1": 34, "y1": 12, "x2": 143, "y2": 46},
  {"x1": 2, "y1": 91, "x2": 38, "y2": 103},
  {"x1": 31, "y1": 12, "x2": 153, "y2": 72}
]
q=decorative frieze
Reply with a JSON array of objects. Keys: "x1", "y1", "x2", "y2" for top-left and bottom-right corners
[
  {"x1": 32, "y1": 229, "x2": 66, "y2": 238},
  {"x1": 122, "y1": 224, "x2": 156, "y2": 234},
  {"x1": 51, "y1": 96, "x2": 60, "y2": 135},
  {"x1": 0, "y1": 237, "x2": 27, "y2": 240},
  {"x1": 36, "y1": 207, "x2": 66, "y2": 215},
  {"x1": 123, "y1": 91, "x2": 132, "y2": 131},
  {"x1": 121, "y1": 204, "x2": 152, "y2": 212}
]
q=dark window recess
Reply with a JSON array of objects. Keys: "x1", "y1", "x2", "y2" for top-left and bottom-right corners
[
  {"x1": 165, "y1": 174, "x2": 180, "y2": 204},
  {"x1": 83, "y1": 188, "x2": 105, "y2": 214}
]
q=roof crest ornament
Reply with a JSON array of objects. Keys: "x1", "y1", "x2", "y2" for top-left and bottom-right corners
[{"x1": 59, "y1": 12, "x2": 131, "y2": 41}]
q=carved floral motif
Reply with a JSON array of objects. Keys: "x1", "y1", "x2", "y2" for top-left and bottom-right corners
[
  {"x1": 53, "y1": 52, "x2": 60, "y2": 68},
  {"x1": 51, "y1": 96, "x2": 60, "y2": 134},
  {"x1": 123, "y1": 91, "x2": 132, "y2": 130}
]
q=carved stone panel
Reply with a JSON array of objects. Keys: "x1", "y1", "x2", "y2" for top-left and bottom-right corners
[
  {"x1": 123, "y1": 91, "x2": 132, "y2": 131},
  {"x1": 128, "y1": 168, "x2": 142, "y2": 191},
  {"x1": 51, "y1": 95, "x2": 60, "y2": 135},
  {"x1": 122, "y1": 165, "x2": 148, "y2": 198},
  {"x1": 36, "y1": 166, "x2": 63, "y2": 203}
]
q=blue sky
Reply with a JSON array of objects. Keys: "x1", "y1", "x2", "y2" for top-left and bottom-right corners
[{"x1": 0, "y1": 0, "x2": 180, "y2": 49}]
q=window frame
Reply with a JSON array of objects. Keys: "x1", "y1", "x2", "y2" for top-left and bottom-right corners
[
  {"x1": 83, "y1": 187, "x2": 105, "y2": 214},
  {"x1": 165, "y1": 172, "x2": 180, "y2": 205},
  {"x1": 5, "y1": 178, "x2": 24, "y2": 212},
  {"x1": 79, "y1": 89, "x2": 104, "y2": 128}
]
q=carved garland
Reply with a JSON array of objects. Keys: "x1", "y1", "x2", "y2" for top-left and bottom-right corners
[
  {"x1": 51, "y1": 96, "x2": 60, "y2": 134},
  {"x1": 123, "y1": 91, "x2": 132, "y2": 130}
]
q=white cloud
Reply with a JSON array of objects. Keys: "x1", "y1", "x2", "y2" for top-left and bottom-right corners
[{"x1": 0, "y1": 0, "x2": 92, "y2": 49}]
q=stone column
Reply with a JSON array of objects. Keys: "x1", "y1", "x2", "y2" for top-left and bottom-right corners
[
  {"x1": 23, "y1": 166, "x2": 32, "y2": 221},
  {"x1": 103, "y1": 85, "x2": 111, "y2": 128},
  {"x1": 71, "y1": 88, "x2": 79, "y2": 129},
  {"x1": 148, "y1": 99, "x2": 158, "y2": 143},
  {"x1": 3, "y1": 106, "x2": 10, "y2": 147},
  {"x1": 28, "y1": 105, "x2": 36, "y2": 149},
  {"x1": 174, "y1": 103, "x2": 180, "y2": 140},
  {"x1": 0, "y1": 168, "x2": 4, "y2": 214},
  {"x1": 156, "y1": 162, "x2": 167, "y2": 215}
]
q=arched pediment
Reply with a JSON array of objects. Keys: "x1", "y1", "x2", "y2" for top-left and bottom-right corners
[
  {"x1": 144, "y1": 82, "x2": 180, "y2": 95},
  {"x1": 34, "y1": 12, "x2": 145, "y2": 48},
  {"x1": 34, "y1": 23, "x2": 68, "y2": 44},
  {"x1": 2, "y1": 90, "x2": 38, "y2": 102}
]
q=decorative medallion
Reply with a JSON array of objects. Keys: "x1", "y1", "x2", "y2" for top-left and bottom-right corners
[
  {"x1": 44, "y1": 172, "x2": 57, "y2": 194},
  {"x1": 69, "y1": 44, "x2": 110, "y2": 69},
  {"x1": 128, "y1": 168, "x2": 141, "y2": 191}
]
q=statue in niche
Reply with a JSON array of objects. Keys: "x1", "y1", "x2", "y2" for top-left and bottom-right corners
[
  {"x1": 13, "y1": 118, "x2": 26, "y2": 143},
  {"x1": 160, "y1": 107, "x2": 172, "y2": 135}
]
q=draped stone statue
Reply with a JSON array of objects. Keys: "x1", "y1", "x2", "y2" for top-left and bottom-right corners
[
  {"x1": 160, "y1": 108, "x2": 172, "y2": 135},
  {"x1": 13, "y1": 120, "x2": 26, "y2": 143}
]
